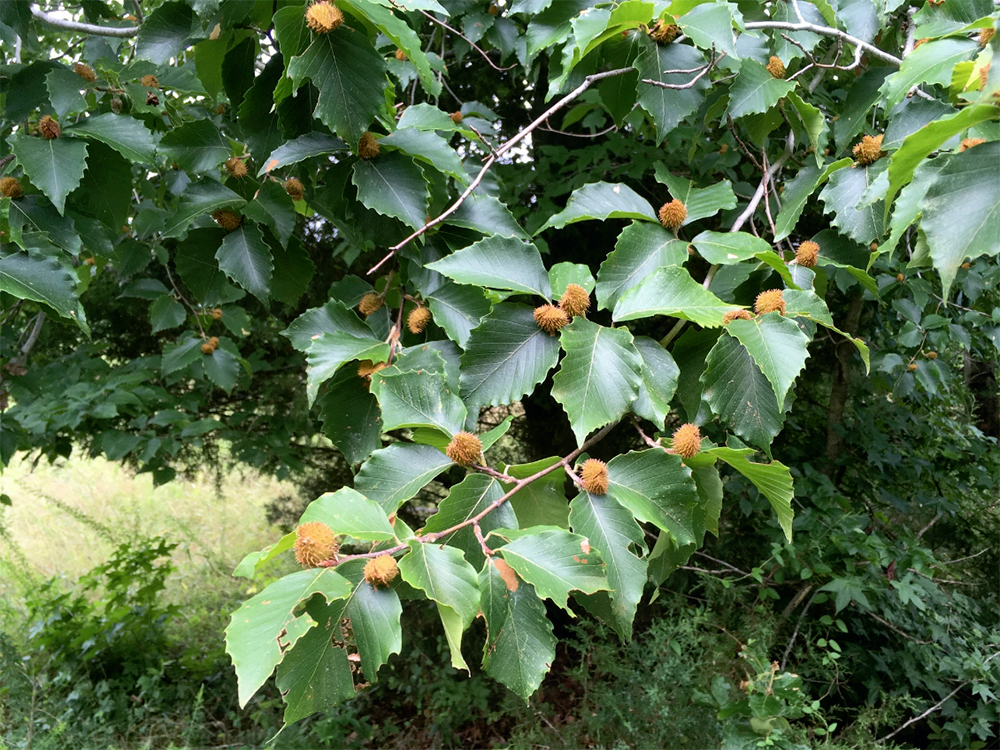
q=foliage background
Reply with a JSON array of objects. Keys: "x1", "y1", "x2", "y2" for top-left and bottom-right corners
[{"x1": 1, "y1": 0, "x2": 999, "y2": 747}]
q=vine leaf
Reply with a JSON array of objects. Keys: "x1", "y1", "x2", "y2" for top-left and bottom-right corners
[
  {"x1": 551, "y1": 318, "x2": 642, "y2": 445},
  {"x1": 225, "y1": 568, "x2": 353, "y2": 707},
  {"x1": 479, "y1": 560, "x2": 556, "y2": 701}
]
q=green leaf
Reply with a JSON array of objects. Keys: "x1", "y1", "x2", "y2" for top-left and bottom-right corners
[
  {"x1": 551, "y1": 318, "x2": 642, "y2": 445},
  {"x1": 449, "y1": 193, "x2": 529, "y2": 239},
  {"x1": 884, "y1": 104, "x2": 997, "y2": 218},
  {"x1": 613, "y1": 266, "x2": 735, "y2": 327},
  {"x1": 632, "y1": 336, "x2": 679, "y2": 428},
  {"x1": 203, "y1": 347, "x2": 240, "y2": 392},
  {"x1": 479, "y1": 560, "x2": 556, "y2": 701},
  {"x1": 352, "y1": 152, "x2": 429, "y2": 230},
  {"x1": 149, "y1": 294, "x2": 186, "y2": 334},
  {"x1": 774, "y1": 159, "x2": 852, "y2": 242},
  {"x1": 137, "y1": 1, "x2": 195, "y2": 64},
  {"x1": 398, "y1": 543, "x2": 480, "y2": 626},
  {"x1": 437, "y1": 603, "x2": 470, "y2": 672},
  {"x1": 286, "y1": 30, "x2": 388, "y2": 145},
  {"x1": 225, "y1": 568, "x2": 353, "y2": 707},
  {"x1": 678, "y1": 2, "x2": 737, "y2": 59},
  {"x1": 425, "y1": 282, "x2": 492, "y2": 347},
  {"x1": 701, "y1": 335, "x2": 787, "y2": 450},
  {"x1": 318, "y1": 368, "x2": 383, "y2": 465},
  {"x1": 242, "y1": 180, "x2": 296, "y2": 248},
  {"x1": 726, "y1": 59, "x2": 796, "y2": 120},
  {"x1": 459, "y1": 303, "x2": 562, "y2": 416},
  {"x1": 233, "y1": 533, "x2": 296, "y2": 579},
  {"x1": 496, "y1": 528, "x2": 610, "y2": 612},
  {"x1": 548, "y1": 262, "x2": 595, "y2": 298},
  {"x1": 161, "y1": 337, "x2": 203, "y2": 375},
  {"x1": 284, "y1": 299, "x2": 377, "y2": 352},
  {"x1": 596, "y1": 221, "x2": 688, "y2": 311},
  {"x1": 569, "y1": 492, "x2": 646, "y2": 639},
  {"x1": 0, "y1": 253, "x2": 85, "y2": 329},
  {"x1": 305, "y1": 333, "x2": 389, "y2": 405},
  {"x1": 354, "y1": 443, "x2": 453, "y2": 512},
  {"x1": 370, "y1": 368, "x2": 467, "y2": 436},
  {"x1": 786, "y1": 90, "x2": 826, "y2": 158},
  {"x1": 380, "y1": 128, "x2": 467, "y2": 184},
  {"x1": 159, "y1": 119, "x2": 228, "y2": 174},
  {"x1": 45, "y1": 67, "x2": 87, "y2": 119},
  {"x1": 783, "y1": 290, "x2": 870, "y2": 371},
  {"x1": 74, "y1": 141, "x2": 132, "y2": 232},
  {"x1": 691, "y1": 231, "x2": 772, "y2": 264},
  {"x1": 921, "y1": 142, "x2": 1000, "y2": 297},
  {"x1": 258, "y1": 132, "x2": 346, "y2": 176},
  {"x1": 880, "y1": 38, "x2": 978, "y2": 110},
  {"x1": 722, "y1": 315, "x2": 810, "y2": 411},
  {"x1": 537, "y1": 182, "x2": 657, "y2": 233},
  {"x1": 653, "y1": 170, "x2": 738, "y2": 225},
  {"x1": 606, "y1": 449, "x2": 700, "y2": 546},
  {"x1": 274, "y1": 609, "x2": 356, "y2": 723},
  {"x1": 820, "y1": 161, "x2": 887, "y2": 245},
  {"x1": 343, "y1": 576, "x2": 404, "y2": 681},
  {"x1": 299, "y1": 487, "x2": 396, "y2": 541},
  {"x1": 161, "y1": 179, "x2": 245, "y2": 239},
  {"x1": 427, "y1": 236, "x2": 551, "y2": 298},
  {"x1": 707, "y1": 447, "x2": 794, "y2": 542},
  {"x1": 342, "y1": 0, "x2": 440, "y2": 96},
  {"x1": 9, "y1": 134, "x2": 88, "y2": 215},
  {"x1": 634, "y1": 36, "x2": 709, "y2": 143},
  {"x1": 215, "y1": 223, "x2": 273, "y2": 303},
  {"x1": 835, "y1": 68, "x2": 890, "y2": 153},
  {"x1": 501, "y1": 458, "x2": 570, "y2": 528},
  {"x1": 422, "y1": 474, "x2": 516, "y2": 568}
]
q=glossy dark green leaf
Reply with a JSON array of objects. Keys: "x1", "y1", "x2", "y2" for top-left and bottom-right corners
[
  {"x1": 354, "y1": 443, "x2": 454, "y2": 512},
  {"x1": 606, "y1": 449, "x2": 700, "y2": 546},
  {"x1": 427, "y1": 235, "x2": 551, "y2": 298},
  {"x1": 215, "y1": 223, "x2": 273, "y2": 303},
  {"x1": 596, "y1": 221, "x2": 687, "y2": 311},
  {"x1": 352, "y1": 152, "x2": 429, "y2": 230}
]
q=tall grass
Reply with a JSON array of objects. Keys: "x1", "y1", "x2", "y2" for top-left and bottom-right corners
[{"x1": 0, "y1": 453, "x2": 292, "y2": 619}]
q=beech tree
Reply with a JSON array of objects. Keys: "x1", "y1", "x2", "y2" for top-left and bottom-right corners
[{"x1": 1, "y1": 0, "x2": 997, "y2": 737}]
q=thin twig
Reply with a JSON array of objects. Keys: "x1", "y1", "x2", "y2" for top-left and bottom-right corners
[
  {"x1": 744, "y1": 20, "x2": 902, "y2": 66},
  {"x1": 640, "y1": 48, "x2": 723, "y2": 89},
  {"x1": 417, "y1": 9, "x2": 517, "y2": 72},
  {"x1": 563, "y1": 464, "x2": 585, "y2": 489},
  {"x1": 472, "y1": 522, "x2": 493, "y2": 557},
  {"x1": 877, "y1": 683, "x2": 968, "y2": 743},
  {"x1": 366, "y1": 67, "x2": 635, "y2": 275},
  {"x1": 164, "y1": 264, "x2": 207, "y2": 340},
  {"x1": 332, "y1": 422, "x2": 619, "y2": 564},
  {"x1": 31, "y1": 5, "x2": 139, "y2": 37},
  {"x1": 866, "y1": 612, "x2": 933, "y2": 645}
]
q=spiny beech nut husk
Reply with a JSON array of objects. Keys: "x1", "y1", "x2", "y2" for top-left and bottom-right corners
[
  {"x1": 672, "y1": 423, "x2": 702, "y2": 460},
  {"x1": 533, "y1": 304, "x2": 569, "y2": 335},
  {"x1": 559, "y1": 284, "x2": 590, "y2": 318},
  {"x1": 363, "y1": 555, "x2": 399, "y2": 587},
  {"x1": 754, "y1": 289, "x2": 786, "y2": 315},
  {"x1": 446, "y1": 431, "x2": 482, "y2": 466},
  {"x1": 658, "y1": 199, "x2": 686, "y2": 230},
  {"x1": 294, "y1": 521, "x2": 339, "y2": 567},
  {"x1": 580, "y1": 459, "x2": 609, "y2": 495},
  {"x1": 306, "y1": 1, "x2": 344, "y2": 33}
]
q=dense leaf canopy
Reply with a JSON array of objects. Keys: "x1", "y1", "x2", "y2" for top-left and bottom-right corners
[{"x1": 1, "y1": 0, "x2": 998, "y2": 736}]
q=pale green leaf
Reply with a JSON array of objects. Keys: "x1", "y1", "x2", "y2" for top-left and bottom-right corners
[
  {"x1": 537, "y1": 182, "x2": 657, "y2": 233},
  {"x1": 9, "y1": 134, "x2": 88, "y2": 215},
  {"x1": 298, "y1": 487, "x2": 396, "y2": 541},
  {"x1": 427, "y1": 236, "x2": 551, "y2": 298},
  {"x1": 606, "y1": 449, "x2": 700, "y2": 546},
  {"x1": 596, "y1": 221, "x2": 688, "y2": 310},
  {"x1": 722, "y1": 314, "x2": 811, "y2": 411},
  {"x1": 354, "y1": 443, "x2": 453, "y2": 512},
  {"x1": 613, "y1": 266, "x2": 736, "y2": 327}
]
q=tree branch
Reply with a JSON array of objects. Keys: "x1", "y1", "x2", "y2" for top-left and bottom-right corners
[
  {"x1": 332, "y1": 422, "x2": 619, "y2": 564},
  {"x1": 416, "y1": 9, "x2": 517, "y2": 72},
  {"x1": 744, "y1": 20, "x2": 902, "y2": 66},
  {"x1": 31, "y1": 5, "x2": 139, "y2": 38},
  {"x1": 367, "y1": 67, "x2": 635, "y2": 275}
]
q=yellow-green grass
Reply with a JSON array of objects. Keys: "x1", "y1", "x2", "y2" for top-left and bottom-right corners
[{"x1": 0, "y1": 453, "x2": 295, "y2": 614}]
